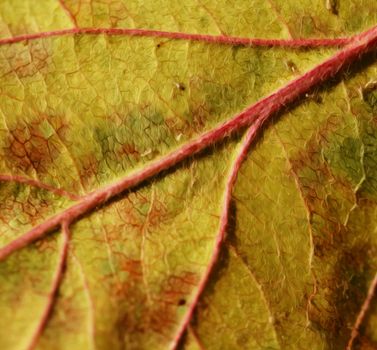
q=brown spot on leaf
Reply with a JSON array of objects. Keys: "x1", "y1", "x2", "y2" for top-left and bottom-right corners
[
  {"x1": 120, "y1": 258, "x2": 143, "y2": 280},
  {"x1": 117, "y1": 143, "x2": 141, "y2": 161},
  {"x1": 5, "y1": 120, "x2": 60, "y2": 175},
  {"x1": 148, "y1": 271, "x2": 199, "y2": 336},
  {"x1": 112, "y1": 269, "x2": 199, "y2": 348},
  {"x1": 6, "y1": 40, "x2": 50, "y2": 78},
  {"x1": 355, "y1": 335, "x2": 377, "y2": 350},
  {"x1": 288, "y1": 116, "x2": 376, "y2": 348}
]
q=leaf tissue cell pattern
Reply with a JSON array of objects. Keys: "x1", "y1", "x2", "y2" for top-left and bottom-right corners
[{"x1": 0, "y1": 1, "x2": 376, "y2": 350}]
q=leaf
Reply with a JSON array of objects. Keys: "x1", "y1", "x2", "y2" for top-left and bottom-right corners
[
  {"x1": 0, "y1": 1, "x2": 376, "y2": 350},
  {"x1": 0, "y1": 0, "x2": 72, "y2": 38}
]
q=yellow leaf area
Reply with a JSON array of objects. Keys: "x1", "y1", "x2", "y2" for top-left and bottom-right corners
[
  {"x1": 0, "y1": 0, "x2": 377, "y2": 38},
  {"x1": 28, "y1": 0, "x2": 377, "y2": 38},
  {"x1": 0, "y1": 1, "x2": 72, "y2": 39},
  {"x1": 189, "y1": 61, "x2": 377, "y2": 349},
  {"x1": 0, "y1": 1, "x2": 375, "y2": 350}
]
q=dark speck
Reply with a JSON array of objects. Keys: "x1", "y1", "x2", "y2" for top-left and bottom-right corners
[
  {"x1": 326, "y1": 0, "x2": 339, "y2": 15},
  {"x1": 178, "y1": 83, "x2": 186, "y2": 91},
  {"x1": 178, "y1": 299, "x2": 186, "y2": 306}
]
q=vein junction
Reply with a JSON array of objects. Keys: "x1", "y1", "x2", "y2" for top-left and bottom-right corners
[{"x1": 0, "y1": 24, "x2": 376, "y2": 348}]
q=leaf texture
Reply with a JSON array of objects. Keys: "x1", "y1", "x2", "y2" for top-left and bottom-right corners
[{"x1": 0, "y1": 1, "x2": 376, "y2": 350}]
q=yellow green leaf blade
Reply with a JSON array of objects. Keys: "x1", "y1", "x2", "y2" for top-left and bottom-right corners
[
  {"x1": 60, "y1": 0, "x2": 377, "y2": 38},
  {"x1": 0, "y1": 3, "x2": 376, "y2": 350},
  {"x1": 0, "y1": 0, "x2": 74, "y2": 39},
  {"x1": 189, "y1": 52, "x2": 377, "y2": 349}
]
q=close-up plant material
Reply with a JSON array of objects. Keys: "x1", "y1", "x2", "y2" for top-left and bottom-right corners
[{"x1": 0, "y1": 1, "x2": 376, "y2": 349}]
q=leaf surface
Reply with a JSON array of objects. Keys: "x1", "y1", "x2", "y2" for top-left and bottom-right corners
[{"x1": 0, "y1": 1, "x2": 376, "y2": 350}]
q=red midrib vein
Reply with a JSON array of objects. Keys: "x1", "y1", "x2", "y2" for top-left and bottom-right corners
[
  {"x1": 170, "y1": 24, "x2": 377, "y2": 348},
  {"x1": 0, "y1": 24, "x2": 376, "y2": 263},
  {"x1": 0, "y1": 27, "x2": 351, "y2": 47}
]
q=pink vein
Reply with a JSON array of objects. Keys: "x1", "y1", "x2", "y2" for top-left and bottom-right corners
[
  {"x1": 0, "y1": 25, "x2": 376, "y2": 262},
  {"x1": 346, "y1": 271, "x2": 377, "y2": 350},
  {"x1": 188, "y1": 326, "x2": 206, "y2": 350},
  {"x1": 0, "y1": 174, "x2": 80, "y2": 201},
  {"x1": 58, "y1": 0, "x2": 78, "y2": 28},
  {"x1": 170, "y1": 118, "x2": 264, "y2": 350},
  {"x1": 0, "y1": 27, "x2": 351, "y2": 47},
  {"x1": 26, "y1": 221, "x2": 70, "y2": 350}
]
